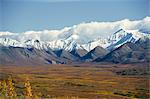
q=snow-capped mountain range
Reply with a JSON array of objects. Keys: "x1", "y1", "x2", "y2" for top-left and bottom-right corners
[{"x1": 0, "y1": 17, "x2": 150, "y2": 52}]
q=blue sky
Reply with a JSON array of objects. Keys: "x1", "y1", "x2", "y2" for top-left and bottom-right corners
[{"x1": 0, "y1": 0, "x2": 149, "y2": 32}]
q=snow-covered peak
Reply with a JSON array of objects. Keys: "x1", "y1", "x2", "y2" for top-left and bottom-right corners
[
  {"x1": 82, "y1": 38, "x2": 109, "y2": 51},
  {"x1": 48, "y1": 34, "x2": 84, "y2": 51},
  {"x1": 106, "y1": 28, "x2": 146, "y2": 50},
  {"x1": 0, "y1": 17, "x2": 149, "y2": 44},
  {"x1": 0, "y1": 38, "x2": 24, "y2": 47},
  {"x1": 0, "y1": 17, "x2": 149, "y2": 51},
  {"x1": 82, "y1": 28, "x2": 150, "y2": 51},
  {"x1": 24, "y1": 39, "x2": 50, "y2": 50},
  {"x1": 111, "y1": 28, "x2": 149, "y2": 42},
  {"x1": 47, "y1": 40, "x2": 66, "y2": 50},
  {"x1": 109, "y1": 29, "x2": 128, "y2": 43},
  {"x1": 0, "y1": 28, "x2": 149, "y2": 52}
]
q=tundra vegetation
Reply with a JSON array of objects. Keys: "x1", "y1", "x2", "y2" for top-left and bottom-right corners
[{"x1": 0, "y1": 63, "x2": 149, "y2": 99}]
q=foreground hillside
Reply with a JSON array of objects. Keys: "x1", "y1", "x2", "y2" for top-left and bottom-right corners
[{"x1": 0, "y1": 63, "x2": 149, "y2": 98}]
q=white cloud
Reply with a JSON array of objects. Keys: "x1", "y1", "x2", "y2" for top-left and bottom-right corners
[{"x1": 0, "y1": 17, "x2": 150, "y2": 44}]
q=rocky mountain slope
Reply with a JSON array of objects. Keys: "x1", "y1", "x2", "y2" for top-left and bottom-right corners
[
  {"x1": 0, "y1": 17, "x2": 150, "y2": 65},
  {"x1": 94, "y1": 38, "x2": 150, "y2": 63}
]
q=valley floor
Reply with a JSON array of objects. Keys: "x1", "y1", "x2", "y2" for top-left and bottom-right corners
[{"x1": 0, "y1": 63, "x2": 149, "y2": 99}]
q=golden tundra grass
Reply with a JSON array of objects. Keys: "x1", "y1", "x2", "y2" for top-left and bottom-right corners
[
  {"x1": 0, "y1": 75, "x2": 84, "y2": 99},
  {"x1": 0, "y1": 63, "x2": 149, "y2": 98}
]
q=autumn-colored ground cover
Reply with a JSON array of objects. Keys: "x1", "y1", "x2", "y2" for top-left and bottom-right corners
[{"x1": 0, "y1": 63, "x2": 149, "y2": 99}]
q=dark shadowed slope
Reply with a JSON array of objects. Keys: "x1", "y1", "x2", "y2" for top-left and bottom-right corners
[
  {"x1": 94, "y1": 38, "x2": 150, "y2": 63},
  {"x1": 82, "y1": 46, "x2": 108, "y2": 61},
  {"x1": 70, "y1": 49, "x2": 88, "y2": 58},
  {"x1": 54, "y1": 49, "x2": 78, "y2": 62}
]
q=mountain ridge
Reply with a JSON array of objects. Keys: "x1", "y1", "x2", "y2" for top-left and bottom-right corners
[
  {"x1": 0, "y1": 28, "x2": 149, "y2": 52},
  {"x1": 0, "y1": 17, "x2": 150, "y2": 65}
]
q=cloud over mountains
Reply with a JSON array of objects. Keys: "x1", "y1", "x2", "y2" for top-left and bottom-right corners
[{"x1": 0, "y1": 17, "x2": 149, "y2": 44}]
